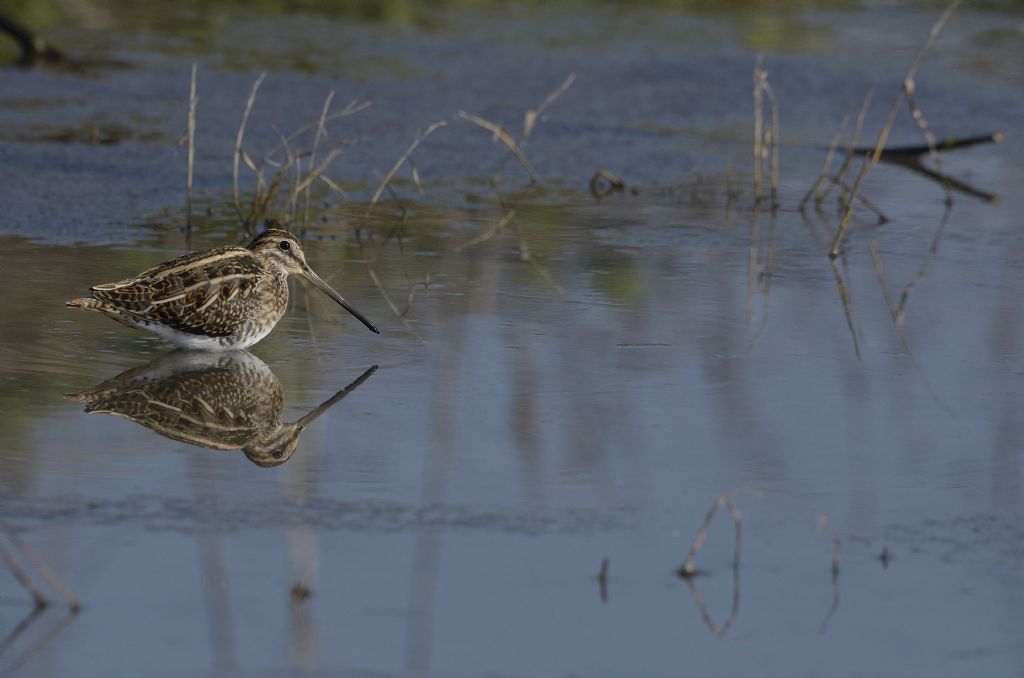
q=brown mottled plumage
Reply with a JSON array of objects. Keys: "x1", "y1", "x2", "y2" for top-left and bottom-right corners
[
  {"x1": 66, "y1": 229, "x2": 379, "y2": 350},
  {"x1": 67, "y1": 350, "x2": 378, "y2": 467}
]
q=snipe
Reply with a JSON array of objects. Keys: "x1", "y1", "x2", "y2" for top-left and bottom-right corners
[
  {"x1": 67, "y1": 350, "x2": 377, "y2": 467},
  {"x1": 66, "y1": 229, "x2": 378, "y2": 350}
]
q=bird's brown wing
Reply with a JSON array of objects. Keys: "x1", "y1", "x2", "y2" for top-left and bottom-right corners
[{"x1": 89, "y1": 246, "x2": 265, "y2": 337}]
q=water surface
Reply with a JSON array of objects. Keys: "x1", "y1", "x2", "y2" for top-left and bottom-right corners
[{"x1": 0, "y1": 2, "x2": 1023, "y2": 676}]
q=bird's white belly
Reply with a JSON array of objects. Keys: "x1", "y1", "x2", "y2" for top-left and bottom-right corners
[{"x1": 144, "y1": 321, "x2": 274, "y2": 351}]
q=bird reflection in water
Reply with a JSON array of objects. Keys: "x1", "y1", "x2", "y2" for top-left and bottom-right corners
[{"x1": 67, "y1": 351, "x2": 377, "y2": 467}]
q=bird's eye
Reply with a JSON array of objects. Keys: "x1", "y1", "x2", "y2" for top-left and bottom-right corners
[{"x1": 279, "y1": 241, "x2": 291, "y2": 251}]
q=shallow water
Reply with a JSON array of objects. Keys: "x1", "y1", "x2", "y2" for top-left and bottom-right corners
[{"x1": 1, "y1": 2, "x2": 1024, "y2": 677}]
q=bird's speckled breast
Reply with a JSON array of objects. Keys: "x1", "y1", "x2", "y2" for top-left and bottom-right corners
[{"x1": 228, "y1": 271, "x2": 290, "y2": 349}]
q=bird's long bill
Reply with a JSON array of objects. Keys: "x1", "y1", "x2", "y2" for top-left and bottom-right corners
[
  {"x1": 302, "y1": 267, "x2": 380, "y2": 334},
  {"x1": 295, "y1": 365, "x2": 379, "y2": 429}
]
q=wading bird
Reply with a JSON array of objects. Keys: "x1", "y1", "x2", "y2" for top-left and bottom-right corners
[{"x1": 66, "y1": 229, "x2": 378, "y2": 349}]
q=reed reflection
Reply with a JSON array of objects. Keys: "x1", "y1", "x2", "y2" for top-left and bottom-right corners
[{"x1": 67, "y1": 351, "x2": 376, "y2": 467}]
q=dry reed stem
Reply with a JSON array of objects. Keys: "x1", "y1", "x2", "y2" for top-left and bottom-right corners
[
  {"x1": 262, "y1": 100, "x2": 372, "y2": 160},
  {"x1": 869, "y1": 237, "x2": 949, "y2": 410},
  {"x1": 800, "y1": 115, "x2": 848, "y2": 208},
  {"x1": 678, "y1": 488, "x2": 759, "y2": 578},
  {"x1": 317, "y1": 174, "x2": 349, "y2": 200},
  {"x1": 895, "y1": 209, "x2": 949, "y2": 325},
  {"x1": 820, "y1": 86, "x2": 874, "y2": 204},
  {"x1": 816, "y1": 517, "x2": 842, "y2": 635},
  {"x1": 410, "y1": 158, "x2": 423, "y2": 193},
  {"x1": 293, "y1": 148, "x2": 346, "y2": 196},
  {"x1": 752, "y1": 57, "x2": 780, "y2": 208},
  {"x1": 490, "y1": 74, "x2": 575, "y2": 183},
  {"x1": 829, "y1": 255, "x2": 862, "y2": 360},
  {"x1": 746, "y1": 208, "x2": 762, "y2": 325},
  {"x1": 684, "y1": 555, "x2": 741, "y2": 639},
  {"x1": 523, "y1": 73, "x2": 575, "y2": 139},
  {"x1": 0, "y1": 542, "x2": 46, "y2": 608},
  {"x1": 458, "y1": 111, "x2": 538, "y2": 184},
  {"x1": 829, "y1": 175, "x2": 888, "y2": 222},
  {"x1": 185, "y1": 63, "x2": 197, "y2": 241},
  {"x1": 597, "y1": 558, "x2": 609, "y2": 603},
  {"x1": 233, "y1": 72, "x2": 267, "y2": 222},
  {"x1": 365, "y1": 120, "x2": 447, "y2": 219},
  {"x1": 402, "y1": 275, "x2": 430, "y2": 318},
  {"x1": 869, "y1": 240, "x2": 898, "y2": 319},
  {"x1": 829, "y1": 94, "x2": 900, "y2": 257},
  {"x1": 0, "y1": 608, "x2": 76, "y2": 677},
  {"x1": 0, "y1": 605, "x2": 44, "y2": 657},
  {"x1": 903, "y1": 0, "x2": 962, "y2": 200},
  {"x1": 455, "y1": 207, "x2": 518, "y2": 252},
  {"x1": 752, "y1": 56, "x2": 765, "y2": 202},
  {"x1": 4, "y1": 533, "x2": 79, "y2": 611},
  {"x1": 365, "y1": 264, "x2": 417, "y2": 334},
  {"x1": 830, "y1": 1, "x2": 960, "y2": 258},
  {"x1": 284, "y1": 130, "x2": 301, "y2": 224},
  {"x1": 746, "y1": 211, "x2": 777, "y2": 355},
  {"x1": 303, "y1": 90, "x2": 335, "y2": 229},
  {"x1": 766, "y1": 81, "x2": 780, "y2": 207}
]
